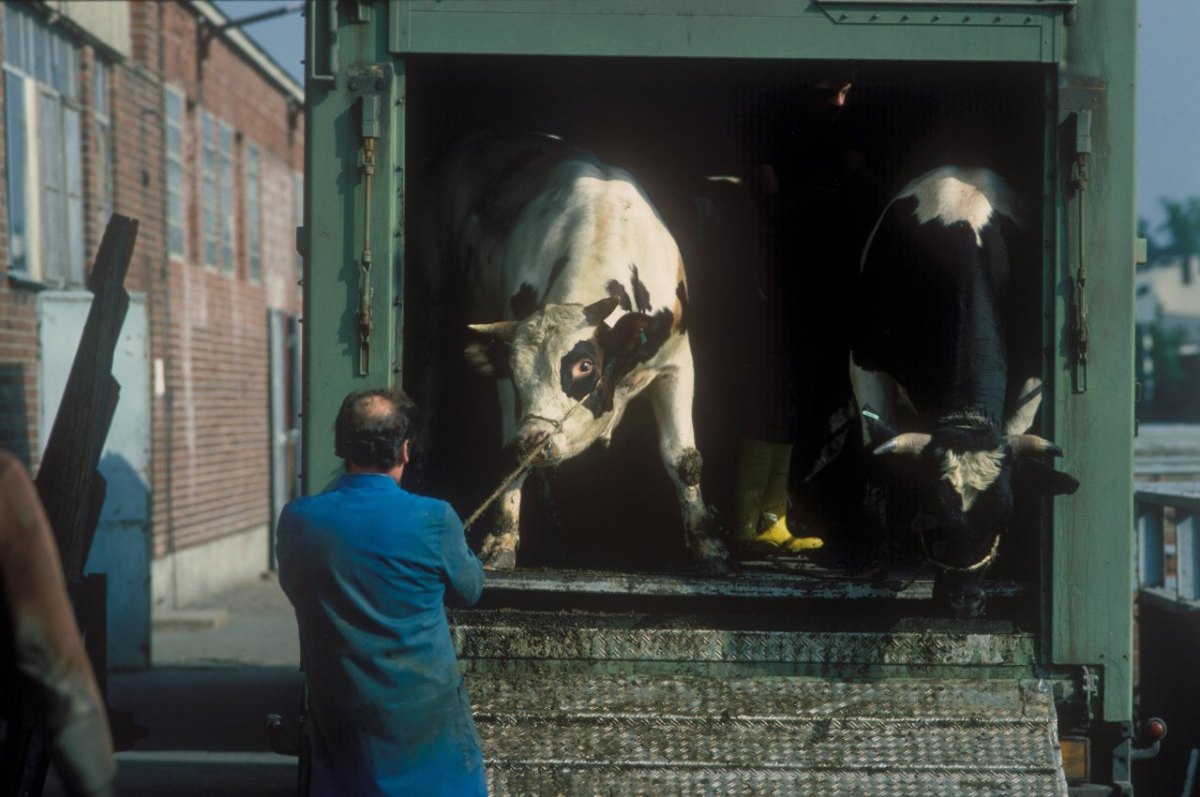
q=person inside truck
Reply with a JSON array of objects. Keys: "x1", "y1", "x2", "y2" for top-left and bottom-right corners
[
  {"x1": 276, "y1": 388, "x2": 487, "y2": 796},
  {"x1": 732, "y1": 75, "x2": 878, "y2": 560},
  {"x1": 0, "y1": 449, "x2": 116, "y2": 797}
]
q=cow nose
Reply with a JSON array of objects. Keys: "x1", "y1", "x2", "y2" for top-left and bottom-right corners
[
  {"x1": 948, "y1": 590, "x2": 986, "y2": 619},
  {"x1": 516, "y1": 427, "x2": 553, "y2": 463}
]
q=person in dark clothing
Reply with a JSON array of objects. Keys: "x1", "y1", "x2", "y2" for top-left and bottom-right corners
[
  {"x1": 277, "y1": 388, "x2": 487, "y2": 796},
  {"x1": 733, "y1": 77, "x2": 880, "y2": 559}
]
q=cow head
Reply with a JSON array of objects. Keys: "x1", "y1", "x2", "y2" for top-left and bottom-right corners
[
  {"x1": 465, "y1": 296, "x2": 674, "y2": 466},
  {"x1": 873, "y1": 383, "x2": 1079, "y2": 618}
]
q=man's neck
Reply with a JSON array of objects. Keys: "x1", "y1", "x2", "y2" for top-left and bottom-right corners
[{"x1": 346, "y1": 462, "x2": 405, "y2": 484}]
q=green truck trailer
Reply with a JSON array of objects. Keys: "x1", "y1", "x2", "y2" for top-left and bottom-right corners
[{"x1": 299, "y1": 2, "x2": 1147, "y2": 793}]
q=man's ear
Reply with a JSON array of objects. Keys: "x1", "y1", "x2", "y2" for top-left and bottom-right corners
[
  {"x1": 399, "y1": 438, "x2": 411, "y2": 467},
  {"x1": 464, "y1": 322, "x2": 517, "y2": 378}
]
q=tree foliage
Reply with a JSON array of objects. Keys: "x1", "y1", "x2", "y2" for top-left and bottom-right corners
[{"x1": 1157, "y1": 196, "x2": 1200, "y2": 258}]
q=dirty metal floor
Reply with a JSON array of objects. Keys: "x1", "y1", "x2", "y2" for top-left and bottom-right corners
[
  {"x1": 466, "y1": 673, "x2": 1067, "y2": 797},
  {"x1": 482, "y1": 563, "x2": 1026, "y2": 602},
  {"x1": 458, "y1": 568, "x2": 1051, "y2": 795}
]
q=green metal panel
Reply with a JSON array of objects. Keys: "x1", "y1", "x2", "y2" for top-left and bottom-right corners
[
  {"x1": 1049, "y1": 2, "x2": 1137, "y2": 723},
  {"x1": 302, "y1": 0, "x2": 405, "y2": 493},
  {"x1": 390, "y1": 0, "x2": 1064, "y2": 62},
  {"x1": 301, "y1": 2, "x2": 1136, "y2": 726}
]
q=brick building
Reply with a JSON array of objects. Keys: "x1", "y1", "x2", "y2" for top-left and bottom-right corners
[{"x1": 0, "y1": 1, "x2": 303, "y2": 668}]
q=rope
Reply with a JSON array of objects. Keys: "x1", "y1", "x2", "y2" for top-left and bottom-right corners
[
  {"x1": 917, "y1": 527, "x2": 1002, "y2": 574},
  {"x1": 462, "y1": 389, "x2": 597, "y2": 532}
]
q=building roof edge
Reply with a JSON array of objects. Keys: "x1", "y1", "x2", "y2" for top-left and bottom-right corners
[{"x1": 188, "y1": 1, "x2": 304, "y2": 105}]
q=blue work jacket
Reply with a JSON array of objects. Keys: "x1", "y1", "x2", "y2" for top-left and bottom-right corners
[{"x1": 277, "y1": 473, "x2": 487, "y2": 796}]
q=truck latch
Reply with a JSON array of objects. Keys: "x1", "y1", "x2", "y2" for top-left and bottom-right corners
[
  {"x1": 347, "y1": 64, "x2": 392, "y2": 376},
  {"x1": 1069, "y1": 109, "x2": 1091, "y2": 393}
]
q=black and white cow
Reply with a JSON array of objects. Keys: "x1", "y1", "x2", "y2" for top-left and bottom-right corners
[
  {"x1": 416, "y1": 133, "x2": 730, "y2": 575},
  {"x1": 851, "y1": 165, "x2": 1079, "y2": 617}
]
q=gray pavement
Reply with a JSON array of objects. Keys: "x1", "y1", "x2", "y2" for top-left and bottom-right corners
[
  {"x1": 44, "y1": 573, "x2": 306, "y2": 796},
  {"x1": 152, "y1": 572, "x2": 300, "y2": 668}
]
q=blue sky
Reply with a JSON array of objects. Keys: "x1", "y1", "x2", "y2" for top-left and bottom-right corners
[{"x1": 216, "y1": 1, "x2": 1197, "y2": 236}]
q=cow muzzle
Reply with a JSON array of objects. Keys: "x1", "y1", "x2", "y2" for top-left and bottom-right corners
[
  {"x1": 515, "y1": 424, "x2": 561, "y2": 466},
  {"x1": 934, "y1": 568, "x2": 989, "y2": 619}
]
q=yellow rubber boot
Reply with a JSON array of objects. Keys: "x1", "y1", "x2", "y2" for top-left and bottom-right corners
[
  {"x1": 761, "y1": 443, "x2": 823, "y2": 553},
  {"x1": 733, "y1": 439, "x2": 774, "y2": 553}
]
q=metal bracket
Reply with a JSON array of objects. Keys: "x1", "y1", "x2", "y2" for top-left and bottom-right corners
[
  {"x1": 348, "y1": 0, "x2": 374, "y2": 24},
  {"x1": 305, "y1": 0, "x2": 338, "y2": 89},
  {"x1": 812, "y1": 0, "x2": 1074, "y2": 25},
  {"x1": 1080, "y1": 664, "x2": 1099, "y2": 723}
]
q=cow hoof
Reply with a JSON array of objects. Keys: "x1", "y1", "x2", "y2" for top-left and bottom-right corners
[
  {"x1": 697, "y1": 554, "x2": 734, "y2": 578},
  {"x1": 483, "y1": 549, "x2": 517, "y2": 571}
]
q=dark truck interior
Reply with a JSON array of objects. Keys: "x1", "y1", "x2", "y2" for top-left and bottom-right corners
[{"x1": 402, "y1": 55, "x2": 1050, "y2": 623}]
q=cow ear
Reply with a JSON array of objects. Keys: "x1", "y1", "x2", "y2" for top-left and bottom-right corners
[
  {"x1": 1004, "y1": 377, "x2": 1043, "y2": 435},
  {"x1": 583, "y1": 296, "x2": 621, "y2": 325},
  {"x1": 1014, "y1": 457, "x2": 1080, "y2": 496},
  {"x1": 464, "y1": 322, "x2": 517, "y2": 378}
]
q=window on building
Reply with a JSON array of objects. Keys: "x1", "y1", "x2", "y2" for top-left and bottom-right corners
[
  {"x1": 164, "y1": 86, "x2": 185, "y2": 259},
  {"x1": 3, "y1": 4, "x2": 83, "y2": 285},
  {"x1": 201, "y1": 111, "x2": 218, "y2": 268},
  {"x1": 219, "y1": 121, "x2": 235, "y2": 275},
  {"x1": 93, "y1": 58, "x2": 113, "y2": 229},
  {"x1": 294, "y1": 171, "x2": 303, "y2": 280},
  {"x1": 199, "y1": 112, "x2": 240, "y2": 276},
  {"x1": 245, "y1": 143, "x2": 261, "y2": 283}
]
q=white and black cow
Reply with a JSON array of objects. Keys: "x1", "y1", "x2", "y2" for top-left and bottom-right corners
[
  {"x1": 851, "y1": 166, "x2": 1079, "y2": 617},
  {"x1": 416, "y1": 133, "x2": 730, "y2": 575}
]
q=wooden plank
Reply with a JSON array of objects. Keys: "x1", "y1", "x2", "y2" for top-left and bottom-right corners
[
  {"x1": 4, "y1": 215, "x2": 138, "y2": 795},
  {"x1": 34, "y1": 215, "x2": 137, "y2": 581}
]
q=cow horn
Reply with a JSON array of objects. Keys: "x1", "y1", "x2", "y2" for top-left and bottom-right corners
[
  {"x1": 874, "y1": 433, "x2": 932, "y2": 456},
  {"x1": 467, "y1": 321, "x2": 519, "y2": 342},
  {"x1": 583, "y1": 296, "x2": 621, "y2": 325},
  {"x1": 1008, "y1": 434, "x2": 1063, "y2": 457}
]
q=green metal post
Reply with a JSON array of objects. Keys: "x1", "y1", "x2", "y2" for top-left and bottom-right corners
[
  {"x1": 1051, "y1": 1, "x2": 1137, "y2": 724},
  {"x1": 302, "y1": 0, "x2": 404, "y2": 493}
]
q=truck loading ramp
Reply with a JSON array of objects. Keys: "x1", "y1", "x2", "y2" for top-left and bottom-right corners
[{"x1": 453, "y1": 571, "x2": 1068, "y2": 796}]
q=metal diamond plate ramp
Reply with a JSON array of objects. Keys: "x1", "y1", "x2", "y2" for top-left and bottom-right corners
[{"x1": 467, "y1": 674, "x2": 1068, "y2": 797}]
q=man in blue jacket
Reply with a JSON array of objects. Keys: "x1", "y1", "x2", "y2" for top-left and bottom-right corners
[{"x1": 277, "y1": 387, "x2": 487, "y2": 796}]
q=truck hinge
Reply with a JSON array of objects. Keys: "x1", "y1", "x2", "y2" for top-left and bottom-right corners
[
  {"x1": 1069, "y1": 109, "x2": 1092, "y2": 393},
  {"x1": 1079, "y1": 663, "x2": 1099, "y2": 723},
  {"x1": 347, "y1": 63, "x2": 393, "y2": 376}
]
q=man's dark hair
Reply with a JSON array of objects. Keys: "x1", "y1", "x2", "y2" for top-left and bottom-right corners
[{"x1": 333, "y1": 387, "x2": 418, "y2": 470}]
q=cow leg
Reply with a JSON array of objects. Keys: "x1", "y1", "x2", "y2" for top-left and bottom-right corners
[
  {"x1": 479, "y1": 384, "x2": 525, "y2": 571},
  {"x1": 479, "y1": 470, "x2": 526, "y2": 571},
  {"x1": 647, "y1": 361, "x2": 732, "y2": 577}
]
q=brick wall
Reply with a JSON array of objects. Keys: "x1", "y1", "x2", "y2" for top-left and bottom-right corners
[
  {"x1": 1, "y1": 1, "x2": 303, "y2": 569},
  {"x1": 134, "y1": 1, "x2": 304, "y2": 560}
]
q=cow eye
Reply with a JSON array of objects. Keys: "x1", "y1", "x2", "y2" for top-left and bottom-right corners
[{"x1": 572, "y1": 359, "x2": 594, "y2": 379}]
